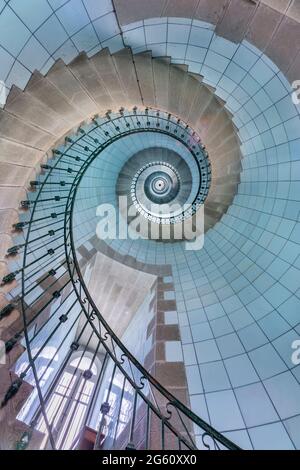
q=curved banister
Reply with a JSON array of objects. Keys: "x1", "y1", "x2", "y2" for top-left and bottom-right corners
[{"x1": 4, "y1": 108, "x2": 241, "y2": 450}]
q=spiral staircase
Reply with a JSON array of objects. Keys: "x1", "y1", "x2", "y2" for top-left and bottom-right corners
[
  {"x1": 0, "y1": 46, "x2": 241, "y2": 451},
  {"x1": 0, "y1": 0, "x2": 299, "y2": 451}
]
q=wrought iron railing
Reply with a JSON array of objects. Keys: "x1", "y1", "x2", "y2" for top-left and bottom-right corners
[{"x1": 1, "y1": 108, "x2": 240, "y2": 450}]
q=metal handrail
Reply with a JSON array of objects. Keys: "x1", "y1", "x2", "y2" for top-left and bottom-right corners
[
  {"x1": 64, "y1": 126, "x2": 240, "y2": 450},
  {"x1": 3, "y1": 108, "x2": 241, "y2": 450}
]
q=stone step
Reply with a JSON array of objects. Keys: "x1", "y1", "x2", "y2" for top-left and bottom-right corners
[
  {"x1": 25, "y1": 71, "x2": 83, "y2": 128},
  {"x1": 0, "y1": 417, "x2": 45, "y2": 450},
  {"x1": 15, "y1": 419, "x2": 45, "y2": 450},
  {"x1": 178, "y1": 73, "x2": 203, "y2": 122},
  {"x1": 187, "y1": 83, "x2": 216, "y2": 128},
  {"x1": 134, "y1": 51, "x2": 156, "y2": 106},
  {"x1": 205, "y1": 206, "x2": 225, "y2": 222},
  {"x1": 152, "y1": 56, "x2": 171, "y2": 111},
  {"x1": 68, "y1": 52, "x2": 114, "y2": 111},
  {"x1": 0, "y1": 108, "x2": 53, "y2": 151},
  {"x1": 0, "y1": 163, "x2": 36, "y2": 190},
  {"x1": 90, "y1": 48, "x2": 128, "y2": 108},
  {"x1": 203, "y1": 210, "x2": 218, "y2": 226},
  {"x1": 206, "y1": 200, "x2": 230, "y2": 213},
  {"x1": 0, "y1": 370, "x2": 33, "y2": 426},
  {"x1": 197, "y1": 95, "x2": 227, "y2": 138},
  {"x1": 168, "y1": 63, "x2": 189, "y2": 117},
  {"x1": 0, "y1": 138, "x2": 43, "y2": 170},
  {"x1": 204, "y1": 109, "x2": 233, "y2": 144},
  {"x1": 46, "y1": 58, "x2": 98, "y2": 117},
  {"x1": 5, "y1": 86, "x2": 69, "y2": 136},
  {"x1": 112, "y1": 47, "x2": 142, "y2": 107}
]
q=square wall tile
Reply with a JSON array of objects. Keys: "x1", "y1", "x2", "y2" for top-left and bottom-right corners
[
  {"x1": 235, "y1": 382, "x2": 278, "y2": 427},
  {"x1": 186, "y1": 365, "x2": 203, "y2": 395},
  {"x1": 165, "y1": 341, "x2": 183, "y2": 362},
  {"x1": 10, "y1": 0, "x2": 52, "y2": 31},
  {"x1": 188, "y1": 308, "x2": 207, "y2": 324},
  {"x1": 190, "y1": 394, "x2": 209, "y2": 423},
  {"x1": 0, "y1": 7, "x2": 31, "y2": 56},
  {"x1": 284, "y1": 415, "x2": 300, "y2": 449},
  {"x1": 249, "y1": 422, "x2": 294, "y2": 450},
  {"x1": 6, "y1": 60, "x2": 31, "y2": 89},
  {"x1": 223, "y1": 430, "x2": 253, "y2": 450},
  {"x1": 224, "y1": 354, "x2": 259, "y2": 387},
  {"x1": 264, "y1": 371, "x2": 300, "y2": 419},
  {"x1": 18, "y1": 36, "x2": 50, "y2": 71},
  {"x1": 36, "y1": 14, "x2": 68, "y2": 54},
  {"x1": 238, "y1": 323, "x2": 268, "y2": 351},
  {"x1": 195, "y1": 339, "x2": 221, "y2": 364},
  {"x1": 216, "y1": 333, "x2": 245, "y2": 358},
  {"x1": 56, "y1": 0, "x2": 90, "y2": 35},
  {"x1": 183, "y1": 344, "x2": 197, "y2": 365},
  {"x1": 83, "y1": 0, "x2": 113, "y2": 20},
  {"x1": 210, "y1": 316, "x2": 234, "y2": 337},
  {"x1": 164, "y1": 311, "x2": 178, "y2": 325},
  {"x1": 167, "y1": 23, "x2": 190, "y2": 44},
  {"x1": 206, "y1": 390, "x2": 245, "y2": 431},
  {"x1": 0, "y1": 45, "x2": 14, "y2": 81},
  {"x1": 93, "y1": 12, "x2": 120, "y2": 42},
  {"x1": 200, "y1": 361, "x2": 231, "y2": 392},
  {"x1": 192, "y1": 322, "x2": 213, "y2": 342},
  {"x1": 258, "y1": 311, "x2": 290, "y2": 340},
  {"x1": 71, "y1": 23, "x2": 99, "y2": 51},
  {"x1": 249, "y1": 343, "x2": 287, "y2": 380}
]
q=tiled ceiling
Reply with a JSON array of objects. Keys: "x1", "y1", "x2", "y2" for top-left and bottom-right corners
[
  {"x1": 0, "y1": 0, "x2": 124, "y2": 98},
  {"x1": 0, "y1": 0, "x2": 299, "y2": 103},
  {"x1": 0, "y1": 0, "x2": 299, "y2": 450}
]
